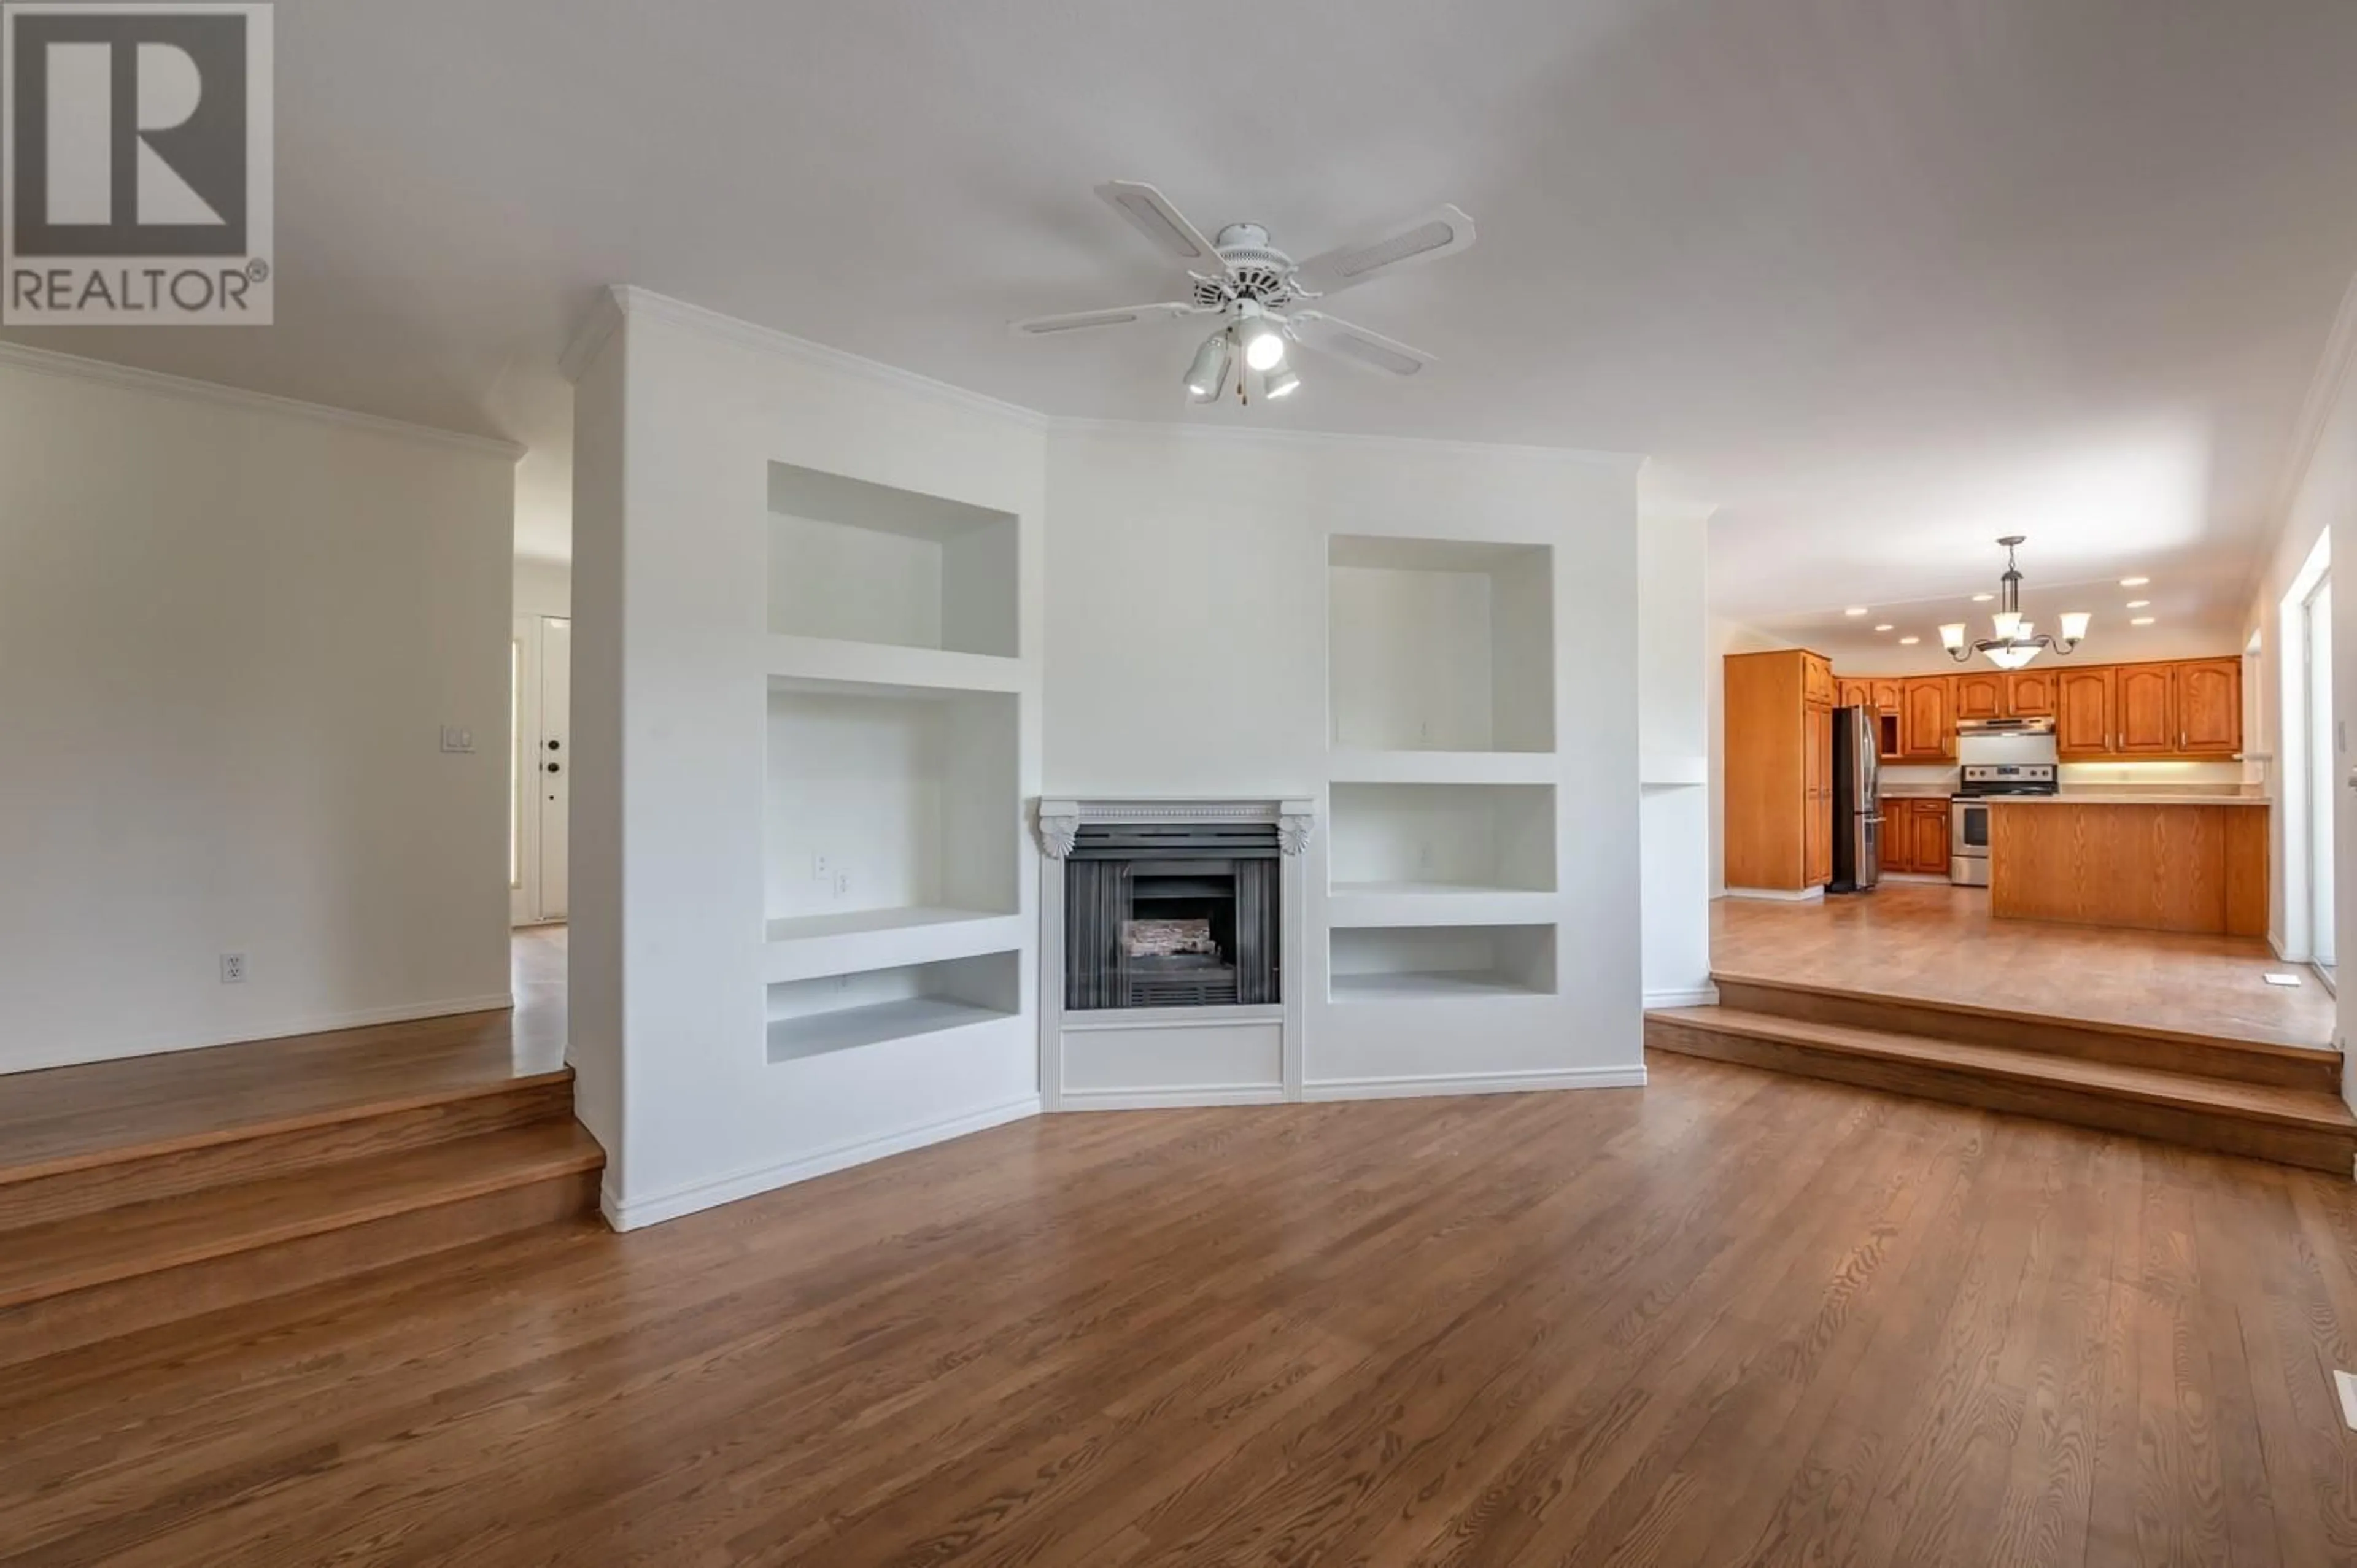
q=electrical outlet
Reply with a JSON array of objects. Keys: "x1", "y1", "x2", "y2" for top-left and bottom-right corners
[
  {"x1": 811, "y1": 852, "x2": 830, "y2": 880},
  {"x1": 219, "y1": 952, "x2": 248, "y2": 984},
  {"x1": 834, "y1": 870, "x2": 853, "y2": 898}
]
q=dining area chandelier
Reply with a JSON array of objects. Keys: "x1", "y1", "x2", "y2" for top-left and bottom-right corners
[{"x1": 1940, "y1": 536, "x2": 2090, "y2": 670}]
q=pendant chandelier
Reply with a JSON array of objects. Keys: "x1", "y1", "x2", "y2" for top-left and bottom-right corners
[{"x1": 1939, "y1": 536, "x2": 2090, "y2": 670}]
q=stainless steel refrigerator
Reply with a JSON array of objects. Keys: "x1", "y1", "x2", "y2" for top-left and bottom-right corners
[{"x1": 1830, "y1": 704, "x2": 1881, "y2": 893}]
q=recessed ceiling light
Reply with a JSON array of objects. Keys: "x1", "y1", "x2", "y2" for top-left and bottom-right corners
[
  {"x1": 2131, "y1": 616, "x2": 2156, "y2": 626},
  {"x1": 1899, "y1": 635, "x2": 1921, "y2": 645},
  {"x1": 1972, "y1": 593, "x2": 1994, "y2": 603},
  {"x1": 1844, "y1": 606, "x2": 1868, "y2": 616},
  {"x1": 2121, "y1": 576, "x2": 2150, "y2": 587},
  {"x1": 1874, "y1": 624, "x2": 1894, "y2": 632},
  {"x1": 2126, "y1": 599, "x2": 2150, "y2": 609}
]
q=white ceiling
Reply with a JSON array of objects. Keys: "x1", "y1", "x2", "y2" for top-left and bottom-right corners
[{"x1": 7, "y1": 0, "x2": 2356, "y2": 593}]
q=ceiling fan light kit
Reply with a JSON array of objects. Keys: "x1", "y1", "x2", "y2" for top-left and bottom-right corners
[
  {"x1": 1013, "y1": 179, "x2": 1476, "y2": 409},
  {"x1": 1938, "y1": 536, "x2": 2090, "y2": 669}
]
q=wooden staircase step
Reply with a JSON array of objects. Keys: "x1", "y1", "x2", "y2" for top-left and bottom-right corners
[
  {"x1": 0, "y1": 1122, "x2": 604, "y2": 1367},
  {"x1": 1711, "y1": 973, "x2": 2341, "y2": 1092},
  {"x1": 0, "y1": 1009, "x2": 568, "y2": 1186},
  {"x1": 0, "y1": 1075, "x2": 576, "y2": 1233},
  {"x1": 1646, "y1": 1006, "x2": 2357, "y2": 1173}
]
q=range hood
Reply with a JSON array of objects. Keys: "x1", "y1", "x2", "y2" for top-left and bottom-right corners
[{"x1": 1955, "y1": 716, "x2": 2055, "y2": 736}]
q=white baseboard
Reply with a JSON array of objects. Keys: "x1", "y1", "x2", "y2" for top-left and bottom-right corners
[
  {"x1": 1302, "y1": 1065, "x2": 1648, "y2": 1102},
  {"x1": 1723, "y1": 886, "x2": 1825, "y2": 903},
  {"x1": 603, "y1": 1095, "x2": 1042, "y2": 1231},
  {"x1": 1055, "y1": 1083, "x2": 1287, "y2": 1111},
  {"x1": 1643, "y1": 986, "x2": 1720, "y2": 1010},
  {"x1": 4, "y1": 991, "x2": 518, "y2": 1075}
]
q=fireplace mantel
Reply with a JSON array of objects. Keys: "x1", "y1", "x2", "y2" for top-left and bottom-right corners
[{"x1": 1035, "y1": 796, "x2": 1318, "y2": 860}]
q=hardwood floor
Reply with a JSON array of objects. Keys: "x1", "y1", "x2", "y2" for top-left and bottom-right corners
[
  {"x1": 0, "y1": 929, "x2": 570, "y2": 1175},
  {"x1": 8, "y1": 1057, "x2": 2357, "y2": 1566},
  {"x1": 1714, "y1": 881, "x2": 2335, "y2": 1049}
]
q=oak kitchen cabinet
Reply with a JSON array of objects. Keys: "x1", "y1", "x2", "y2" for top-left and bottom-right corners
[
  {"x1": 1899, "y1": 677, "x2": 1953, "y2": 759},
  {"x1": 2057, "y1": 658, "x2": 2241, "y2": 759},
  {"x1": 1817, "y1": 658, "x2": 2242, "y2": 762},
  {"x1": 2055, "y1": 666, "x2": 2114, "y2": 754},
  {"x1": 2005, "y1": 668, "x2": 2057, "y2": 717},
  {"x1": 2177, "y1": 658, "x2": 2242, "y2": 754},
  {"x1": 1884, "y1": 798, "x2": 1953, "y2": 877},
  {"x1": 1724, "y1": 649, "x2": 1838, "y2": 894},
  {"x1": 1953, "y1": 670, "x2": 2006, "y2": 722}
]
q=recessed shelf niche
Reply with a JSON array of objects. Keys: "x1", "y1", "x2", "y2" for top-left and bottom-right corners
[
  {"x1": 767, "y1": 460, "x2": 1019, "y2": 657},
  {"x1": 1328, "y1": 924, "x2": 1557, "y2": 1002},
  {"x1": 1328, "y1": 782, "x2": 1557, "y2": 894},
  {"x1": 765, "y1": 677, "x2": 1018, "y2": 931},
  {"x1": 767, "y1": 951, "x2": 1020, "y2": 1062},
  {"x1": 1328, "y1": 535, "x2": 1553, "y2": 754}
]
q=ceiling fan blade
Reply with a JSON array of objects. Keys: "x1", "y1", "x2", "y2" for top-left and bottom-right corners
[
  {"x1": 1008, "y1": 301, "x2": 1206, "y2": 336},
  {"x1": 1290, "y1": 205, "x2": 1476, "y2": 298},
  {"x1": 1093, "y1": 180, "x2": 1223, "y2": 268},
  {"x1": 1287, "y1": 311, "x2": 1433, "y2": 376}
]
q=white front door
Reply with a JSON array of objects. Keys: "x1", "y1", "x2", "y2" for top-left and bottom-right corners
[
  {"x1": 509, "y1": 614, "x2": 571, "y2": 926},
  {"x1": 537, "y1": 616, "x2": 571, "y2": 921}
]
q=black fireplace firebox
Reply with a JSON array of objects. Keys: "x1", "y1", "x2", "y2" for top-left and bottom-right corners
[{"x1": 1064, "y1": 822, "x2": 1280, "y2": 1010}]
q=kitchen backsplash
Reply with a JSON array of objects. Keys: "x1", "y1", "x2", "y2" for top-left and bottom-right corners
[{"x1": 1881, "y1": 759, "x2": 2258, "y2": 795}]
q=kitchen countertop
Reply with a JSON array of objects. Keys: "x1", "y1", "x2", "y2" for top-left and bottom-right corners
[{"x1": 1984, "y1": 792, "x2": 2266, "y2": 806}]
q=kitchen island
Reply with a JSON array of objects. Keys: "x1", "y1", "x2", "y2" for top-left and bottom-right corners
[{"x1": 1987, "y1": 795, "x2": 2268, "y2": 937}]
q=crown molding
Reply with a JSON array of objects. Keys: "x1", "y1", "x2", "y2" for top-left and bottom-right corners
[
  {"x1": 1046, "y1": 413, "x2": 1643, "y2": 470},
  {"x1": 0, "y1": 341, "x2": 525, "y2": 460},
  {"x1": 560, "y1": 284, "x2": 1647, "y2": 468},
  {"x1": 562, "y1": 284, "x2": 1051, "y2": 430},
  {"x1": 556, "y1": 286, "x2": 624, "y2": 385}
]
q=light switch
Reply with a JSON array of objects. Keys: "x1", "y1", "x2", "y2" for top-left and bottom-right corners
[{"x1": 440, "y1": 725, "x2": 476, "y2": 754}]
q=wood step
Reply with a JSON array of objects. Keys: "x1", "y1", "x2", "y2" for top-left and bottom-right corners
[
  {"x1": 0, "y1": 1009, "x2": 569, "y2": 1186},
  {"x1": 1712, "y1": 973, "x2": 2341, "y2": 1092},
  {"x1": 1646, "y1": 1006, "x2": 2357, "y2": 1174},
  {"x1": 0, "y1": 1122, "x2": 604, "y2": 1368},
  {"x1": 0, "y1": 1074, "x2": 577, "y2": 1232}
]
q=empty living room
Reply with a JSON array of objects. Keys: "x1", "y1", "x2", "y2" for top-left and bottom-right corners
[{"x1": 10, "y1": 2, "x2": 2357, "y2": 1563}]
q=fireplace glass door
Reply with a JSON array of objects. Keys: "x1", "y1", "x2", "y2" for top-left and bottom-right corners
[{"x1": 1066, "y1": 824, "x2": 1281, "y2": 1010}]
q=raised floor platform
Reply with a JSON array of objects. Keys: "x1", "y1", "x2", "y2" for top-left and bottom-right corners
[
  {"x1": 1657, "y1": 886, "x2": 2353, "y2": 1173},
  {"x1": 1713, "y1": 881, "x2": 2333, "y2": 1049},
  {"x1": 0, "y1": 929, "x2": 600, "y2": 1365}
]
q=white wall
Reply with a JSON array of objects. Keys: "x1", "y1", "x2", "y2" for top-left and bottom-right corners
[
  {"x1": 514, "y1": 555, "x2": 571, "y2": 619},
  {"x1": 568, "y1": 291, "x2": 1045, "y2": 1227},
  {"x1": 0, "y1": 348, "x2": 517, "y2": 1072},
  {"x1": 1043, "y1": 424, "x2": 1646, "y2": 1089},
  {"x1": 2243, "y1": 285, "x2": 2357, "y2": 1102},
  {"x1": 1638, "y1": 496, "x2": 1714, "y2": 1004}
]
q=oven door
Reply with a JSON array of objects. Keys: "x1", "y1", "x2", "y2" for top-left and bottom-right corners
[{"x1": 1950, "y1": 798, "x2": 1990, "y2": 886}]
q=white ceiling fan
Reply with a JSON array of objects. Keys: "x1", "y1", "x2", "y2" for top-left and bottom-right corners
[{"x1": 1010, "y1": 180, "x2": 1476, "y2": 404}]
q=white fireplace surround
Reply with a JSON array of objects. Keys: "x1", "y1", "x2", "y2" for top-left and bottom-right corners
[{"x1": 1036, "y1": 795, "x2": 1315, "y2": 1110}]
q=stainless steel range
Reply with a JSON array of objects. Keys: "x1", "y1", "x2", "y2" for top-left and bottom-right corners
[{"x1": 1950, "y1": 719, "x2": 2059, "y2": 886}]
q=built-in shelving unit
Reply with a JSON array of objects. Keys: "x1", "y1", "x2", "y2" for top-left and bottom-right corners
[
  {"x1": 765, "y1": 676, "x2": 1018, "y2": 919},
  {"x1": 1328, "y1": 536, "x2": 1553, "y2": 754},
  {"x1": 1329, "y1": 782, "x2": 1556, "y2": 895},
  {"x1": 768, "y1": 460, "x2": 1019, "y2": 657},
  {"x1": 766, "y1": 951, "x2": 1020, "y2": 1062},
  {"x1": 1322, "y1": 533, "x2": 1564, "y2": 1038},
  {"x1": 1328, "y1": 924, "x2": 1557, "y2": 1003},
  {"x1": 761, "y1": 460, "x2": 1032, "y2": 1080}
]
